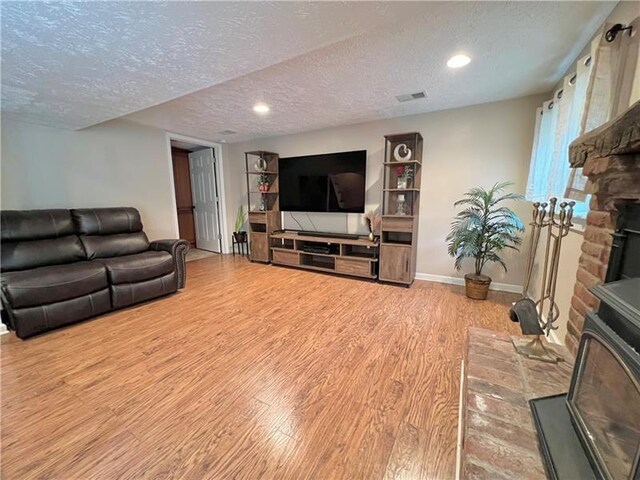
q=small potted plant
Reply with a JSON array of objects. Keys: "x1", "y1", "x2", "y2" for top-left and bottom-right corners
[
  {"x1": 395, "y1": 165, "x2": 413, "y2": 189},
  {"x1": 233, "y1": 205, "x2": 247, "y2": 243},
  {"x1": 446, "y1": 181, "x2": 524, "y2": 300}
]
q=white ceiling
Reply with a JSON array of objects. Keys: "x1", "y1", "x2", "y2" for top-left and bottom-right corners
[{"x1": 2, "y1": 2, "x2": 616, "y2": 143}]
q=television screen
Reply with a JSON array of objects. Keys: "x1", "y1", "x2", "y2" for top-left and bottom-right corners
[{"x1": 279, "y1": 150, "x2": 366, "y2": 213}]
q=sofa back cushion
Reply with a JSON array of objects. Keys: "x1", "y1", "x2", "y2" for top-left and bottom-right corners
[
  {"x1": 80, "y1": 232, "x2": 150, "y2": 259},
  {"x1": 1, "y1": 210, "x2": 86, "y2": 272},
  {"x1": 1, "y1": 209, "x2": 76, "y2": 241},
  {"x1": 71, "y1": 208, "x2": 149, "y2": 259},
  {"x1": 72, "y1": 207, "x2": 143, "y2": 235}
]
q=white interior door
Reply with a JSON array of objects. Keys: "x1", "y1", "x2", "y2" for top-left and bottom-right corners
[{"x1": 189, "y1": 148, "x2": 221, "y2": 252}]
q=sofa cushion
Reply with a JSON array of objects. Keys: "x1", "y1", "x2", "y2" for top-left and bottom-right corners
[
  {"x1": 1, "y1": 261, "x2": 108, "y2": 309},
  {"x1": 1, "y1": 236, "x2": 86, "y2": 272},
  {"x1": 72, "y1": 207, "x2": 143, "y2": 235},
  {"x1": 98, "y1": 251, "x2": 174, "y2": 284},
  {"x1": 1, "y1": 209, "x2": 75, "y2": 242},
  {"x1": 80, "y1": 231, "x2": 150, "y2": 259}
]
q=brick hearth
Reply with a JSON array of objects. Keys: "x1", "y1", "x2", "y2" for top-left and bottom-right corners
[
  {"x1": 565, "y1": 101, "x2": 640, "y2": 355},
  {"x1": 459, "y1": 328, "x2": 573, "y2": 479}
]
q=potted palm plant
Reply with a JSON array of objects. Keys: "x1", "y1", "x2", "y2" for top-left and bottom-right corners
[
  {"x1": 233, "y1": 205, "x2": 247, "y2": 243},
  {"x1": 446, "y1": 182, "x2": 525, "y2": 300}
]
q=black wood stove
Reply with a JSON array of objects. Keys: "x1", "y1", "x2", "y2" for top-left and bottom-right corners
[{"x1": 531, "y1": 204, "x2": 640, "y2": 480}]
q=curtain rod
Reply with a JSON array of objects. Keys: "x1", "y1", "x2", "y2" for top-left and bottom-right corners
[{"x1": 605, "y1": 23, "x2": 634, "y2": 43}]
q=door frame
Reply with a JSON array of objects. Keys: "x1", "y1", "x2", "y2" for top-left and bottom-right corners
[{"x1": 164, "y1": 132, "x2": 230, "y2": 254}]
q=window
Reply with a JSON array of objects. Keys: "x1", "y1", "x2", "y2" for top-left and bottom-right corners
[
  {"x1": 526, "y1": 56, "x2": 591, "y2": 218},
  {"x1": 526, "y1": 17, "x2": 639, "y2": 220}
]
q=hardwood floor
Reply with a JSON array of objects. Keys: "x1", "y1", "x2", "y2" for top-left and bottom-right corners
[{"x1": 1, "y1": 255, "x2": 520, "y2": 479}]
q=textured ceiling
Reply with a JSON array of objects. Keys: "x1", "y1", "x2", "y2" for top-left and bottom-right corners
[
  {"x1": 2, "y1": 1, "x2": 411, "y2": 128},
  {"x1": 3, "y1": 2, "x2": 616, "y2": 142}
]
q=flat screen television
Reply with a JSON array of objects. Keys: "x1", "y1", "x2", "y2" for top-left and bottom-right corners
[{"x1": 279, "y1": 150, "x2": 366, "y2": 213}]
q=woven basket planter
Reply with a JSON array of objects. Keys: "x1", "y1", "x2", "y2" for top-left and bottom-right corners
[{"x1": 464, "y1": 273, "x2": 492, "y2": 300}]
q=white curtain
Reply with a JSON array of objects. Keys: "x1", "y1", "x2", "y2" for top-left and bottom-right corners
[
  {"x1": 526, "y1": 101, "x2": 559, "y2": 202},
  {"x1": 564, "y1": 55, "x2": 593, "y2": 202},
  {"x1": 526, "y1": 17, "x2": 640, "y2": 212}
]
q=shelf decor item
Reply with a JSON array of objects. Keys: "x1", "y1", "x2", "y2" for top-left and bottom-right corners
[
  {"x1": 254, "y1": 157, "x2": 267, "y2": 172},
  {"x1": 396, "y1": 194, "x2": 406, "y2": 215},
  {"x1": 393, "y1": 143, "x2": 412, "y2": 162},
  {"x1": 395, "y1": 165, "x2": 413, "y2": 189},
  {"x1": 364, "y1": 209, "x2": 381, "y2": 242},
  {"x1": 244, "y1": 151, "x2": 282, "y2": 262},
  {"x1": 446, "y1": 181, "x2": 525, "y2": 300},
  {"x1": 379, "y1": 132, "x2": 423, "y2": 286},
  {"x1": 257, "y1": 173, "x2": 270, "y2": 192}
]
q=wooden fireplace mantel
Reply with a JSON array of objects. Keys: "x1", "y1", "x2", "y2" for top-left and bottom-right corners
[{"x1": 569, "y1": 100, "x2": 640, "y2": 167}]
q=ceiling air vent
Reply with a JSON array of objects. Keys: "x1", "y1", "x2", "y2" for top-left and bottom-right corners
[
  {"x1": 218, "y1": 129, "x2": 237, "y2": 135},
  {"x1": 395, "y1": 91, "x2": 427, "y2": 103}
]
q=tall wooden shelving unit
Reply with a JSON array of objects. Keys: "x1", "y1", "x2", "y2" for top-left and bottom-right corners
[
  {"x1": 379, "y1": 132, "x2": 423, "y2": 286},
  {"x1": 244, "y1": 151, "x2": 281, "y2": 263}
]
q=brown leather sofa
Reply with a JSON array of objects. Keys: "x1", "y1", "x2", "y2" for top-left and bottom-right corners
[{"x1": 0, "y1": 207, "x2": 190, "y2": 339}]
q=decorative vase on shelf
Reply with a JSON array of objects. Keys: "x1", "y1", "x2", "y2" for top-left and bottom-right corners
[
  {"x1": 368, "y1": 231, "x2": 375, "y2": 241},
  {"x1": 395, "y1": 165, "x2": 413, "y2": 189}
]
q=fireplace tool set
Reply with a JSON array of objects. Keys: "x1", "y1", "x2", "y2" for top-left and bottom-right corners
[{"x1": 510, "y1": 198, "x2": 575, "y2": 363}]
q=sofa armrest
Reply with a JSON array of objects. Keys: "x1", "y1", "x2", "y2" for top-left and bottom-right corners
[{"x1": 148, "y1": 239, "x2": 190, "y2": 289}]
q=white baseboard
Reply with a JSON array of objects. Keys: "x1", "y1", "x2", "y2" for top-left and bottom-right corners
[
  {"x1": 0, "y1": 324, "x2": 8, "y2": 335},
  {"x1": 415, "y1": 273, "x2": 522, "y2": 294}
]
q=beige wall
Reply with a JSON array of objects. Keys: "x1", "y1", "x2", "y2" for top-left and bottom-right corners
[
  {"x1": 1, "y1": 118, "x2": 179, "y2": 241},
  {"x1": 228, "y1": 94, "x2": 547, "y2": 287}
]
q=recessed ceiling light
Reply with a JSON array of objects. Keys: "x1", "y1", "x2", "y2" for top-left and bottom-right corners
[
  {"x1": 447, "y1": 54, "x2": 471, "y2": 69},
  {"x1": 253, "y1": 103, "x2": 270, "y2": 114}
]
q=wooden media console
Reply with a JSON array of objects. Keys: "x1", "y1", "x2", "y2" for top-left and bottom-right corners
[{"x1": 270, "y1": 231, "x2": 379, "y2": 279}]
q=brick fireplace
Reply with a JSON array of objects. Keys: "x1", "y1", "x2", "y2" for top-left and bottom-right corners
[{"x1": 565, "y1": 101, "x2": 640, "y2": 355}]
